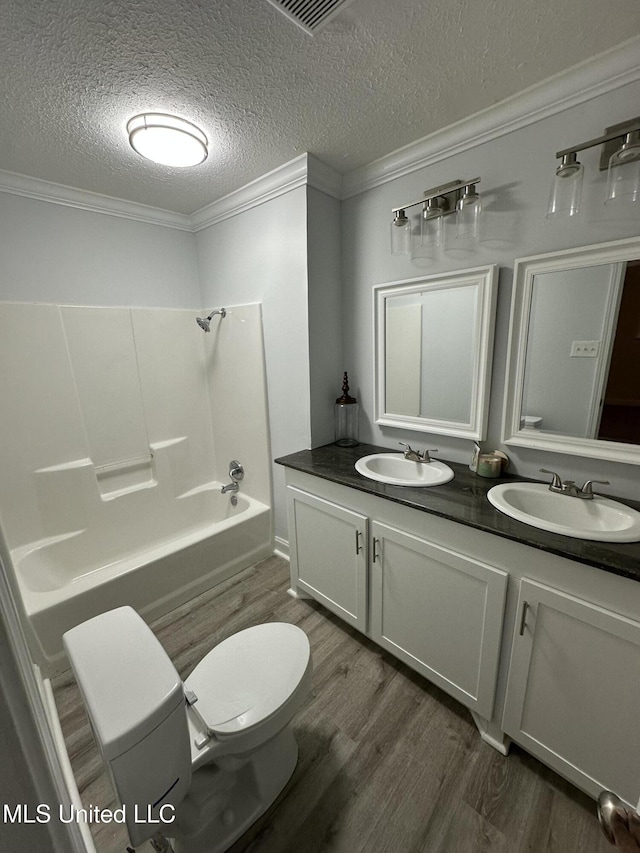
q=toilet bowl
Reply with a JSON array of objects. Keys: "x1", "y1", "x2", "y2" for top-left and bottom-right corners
[{"x1": 63, "y1": 606, "x2": 312, "y2": 853}]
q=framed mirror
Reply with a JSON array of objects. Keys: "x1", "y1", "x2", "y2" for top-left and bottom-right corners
[
  {"x1": 374, "y1": 266, "x2": 498, "y2": 439},
  {"x1": 502, "y1": 236, "x2": 640, "y2": 465}
]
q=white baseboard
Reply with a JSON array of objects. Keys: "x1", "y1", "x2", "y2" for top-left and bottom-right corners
[{"x1": 274, "y1": 536, "x2": 290, "y2": 560}]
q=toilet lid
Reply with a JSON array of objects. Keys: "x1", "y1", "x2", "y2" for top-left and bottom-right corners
[{"x1": 184, "y1": 622, "x2": 310, "y2": 737}]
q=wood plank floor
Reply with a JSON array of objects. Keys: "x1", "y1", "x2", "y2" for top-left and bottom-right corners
[{"x1": 53, "y1": 555, "x2": 612, "y2": 853}]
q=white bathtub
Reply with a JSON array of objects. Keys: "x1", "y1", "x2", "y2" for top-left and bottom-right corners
[{"x1": 13, "y1": 486, "x2": 271, "y2": 676}]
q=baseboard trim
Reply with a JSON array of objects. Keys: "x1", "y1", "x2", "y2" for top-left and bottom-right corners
[{"x1": 274, "y1": 536, "x2": 290, "y2": 560}]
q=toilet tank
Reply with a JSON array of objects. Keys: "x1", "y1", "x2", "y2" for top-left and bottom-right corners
[{"x1": 63, "y1": 606, "x2": 192, "y2": 847}]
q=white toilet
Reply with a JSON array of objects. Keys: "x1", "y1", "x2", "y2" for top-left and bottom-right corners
[{"x1": 63, "y1": 606, "x2": 312, "y2": 852}]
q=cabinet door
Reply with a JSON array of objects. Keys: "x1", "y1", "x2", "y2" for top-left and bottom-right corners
[
  {"x1": 370, "y1": 521, "x2": 507, "y2": 719},
  {"x1": 503, "y1": 578, "x2": 640, "y2": 805},
  {"x1": 287, "y1": 486, "x2": 368, "y2": 631}
]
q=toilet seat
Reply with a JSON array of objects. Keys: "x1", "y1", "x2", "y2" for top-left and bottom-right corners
[{"x1": 184, "y1": 622, "x2": 311, "y2": 743}]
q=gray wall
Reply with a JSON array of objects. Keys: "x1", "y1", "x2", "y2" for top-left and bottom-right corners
[
  {"x1": 307, "y1": 187, "x2": 343, "y2": 447},
  {"x1": 340, "y1": 78, "x2": 640, "y2": 501},
  {"x1": 195, "y1": 187, "x2": 312, "y2": 545},
  {"x1": 0, "y1": 193, "x2": 200, "y2": 307}
]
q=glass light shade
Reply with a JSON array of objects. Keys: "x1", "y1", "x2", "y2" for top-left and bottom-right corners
[
  {"x1": 390, "y1": 209, "x2": 411, "y2": 255},
  {"x1": 127, "y1": 113, "x2": 208, "y2": 167},
  {"x1": 420, "y1": 201, "x2": 444, "y2": 251},
  {"x1": 605, "y1": 133, "x2": 640, "y2": 206},
  {"x1": 547, "y1": 157, "x2": 583, "y2": 217},
  {"x1": 456, "y1": 187, "x2": 482, "y2": 241}
]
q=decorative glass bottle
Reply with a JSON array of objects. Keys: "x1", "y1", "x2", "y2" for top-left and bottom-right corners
[{"x1": 334, "y1": 372, "x2": 359, "y2": 447}]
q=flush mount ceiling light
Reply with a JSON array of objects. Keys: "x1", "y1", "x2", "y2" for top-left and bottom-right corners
[{"x1": 127, "y1": 113, "x2": 208, "y2": 167}]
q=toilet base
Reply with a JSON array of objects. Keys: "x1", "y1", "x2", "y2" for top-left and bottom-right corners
[{"x1": 170, "y1": 727, "x2": 299, "y2": 853}]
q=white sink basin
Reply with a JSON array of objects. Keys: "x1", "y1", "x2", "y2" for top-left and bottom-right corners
[
  {"x1": 488, "y1": 482, "x2": 640, "y2": 543},
  {"x1": 355, "y1": 453, "x2": 454, "y2": 487}
]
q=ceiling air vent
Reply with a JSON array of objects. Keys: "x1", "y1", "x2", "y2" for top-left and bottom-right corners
[{"x1": 266, "y1": 0, "x2": 358, "y2": 34}]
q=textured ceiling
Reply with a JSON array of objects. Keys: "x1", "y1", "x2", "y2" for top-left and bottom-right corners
[{"x1": 2, "y1": 0, "x2": 640, "y2": 215}]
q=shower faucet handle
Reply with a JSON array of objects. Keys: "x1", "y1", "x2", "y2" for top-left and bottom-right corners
[
  {"x1": 229, "y1": 460, "x2": 244, "y2": 481},
  {"x1": 221, "y1": 461, "x2": 244, "y2": 495}
]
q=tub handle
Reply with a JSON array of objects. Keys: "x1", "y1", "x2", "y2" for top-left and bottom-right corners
[
  {"x1": 229, "y1": 461, "x2": 244, "y2": 481},
  {"x1": 221, "y1": 460, "x2": 244, "y2": 494}
]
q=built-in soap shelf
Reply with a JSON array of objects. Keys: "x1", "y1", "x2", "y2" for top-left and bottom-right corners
[
  {"x1": 31, "y1": 436, "x2": 207, "y2": 506},
  {"x1": 22, "y1": 435, "x2": 225, "y2": 558},
  {"x1": 94, "y1": 454, "x2": 156, "y2": 500},
  {"x1": 36, "y1": 453, "x2": 157, "y2": 501}
]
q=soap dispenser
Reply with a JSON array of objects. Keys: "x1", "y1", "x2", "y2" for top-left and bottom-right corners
[{"x1": 334, "y1": 372, "x2": 359, "y2": 447}]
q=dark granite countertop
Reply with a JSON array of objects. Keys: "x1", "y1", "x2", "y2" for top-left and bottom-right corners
[{"x1": 276, "y1": 442, "x2": 640, "y2": 583}]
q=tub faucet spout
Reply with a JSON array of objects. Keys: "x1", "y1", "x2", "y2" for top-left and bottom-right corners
[{"x1": 220, "y1": 459, "x2": 244, "y2": 495}]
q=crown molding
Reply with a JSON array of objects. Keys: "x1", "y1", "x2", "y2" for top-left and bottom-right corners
[
  {"x1": 190, "y1": 154, "x2": 310, "y2": 232},
  {"x1": 306, "y1": 153, "x2": 343, "y2": 199},
  {"x1": 1, "y1": 37, "x2": 638, "y2": 226},
  {"x1": 0, "y1": 154, "x2": 342, "y2": 233},
  {"x1": 188, "y1": 153, "x2": 342, "y2": 231},
  {"x1": 341, "y1": 35, "x2": 640, "y2": 199},
  {"x1": 0, "y1": 169, "x2": 192, "y2": 230}
]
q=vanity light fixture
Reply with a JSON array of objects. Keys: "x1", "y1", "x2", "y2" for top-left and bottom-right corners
[
  {"x1": 390, "y1": 209, "x2": 412, "y2": 255},
  {"x1": 547, "y1": 116, "x2": 640, "y2": 217},
  {"x1": 127, "y1": 113, "x2": 208, "y2": 167},
  {"x1": 391, "y1": 178, "x2": 482, "y2": 255},
  {"x1": 606, "y1": 129, "x2": 640, "y2": 206}
]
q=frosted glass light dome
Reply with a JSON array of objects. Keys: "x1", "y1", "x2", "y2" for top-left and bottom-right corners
[{"x1": 127, "y1": 113, "x2": 208, "y2": 167}]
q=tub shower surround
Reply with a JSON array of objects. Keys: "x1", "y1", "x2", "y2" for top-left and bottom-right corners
[{"x1": 0, "y1": 302, "x2": 272, "y2": 675}]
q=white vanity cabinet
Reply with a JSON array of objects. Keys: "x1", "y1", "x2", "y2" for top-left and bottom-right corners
[
  {"x1": 503, "y1": 578, "x2": 640, "y2": 805},
  {"x1": 287, "y1": 486, "x2": 368, "y2": 631},
  {"x1": 282, "y1": 464, "x2": 640, "y2": 807},
  {"x1": 370, "y1": 521, "x2": 507, "y2": 719},
  {"x1": 287, "y1": 483, "x2": 507, "y2": 720}
]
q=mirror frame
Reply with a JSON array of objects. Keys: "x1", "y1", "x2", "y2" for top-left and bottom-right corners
[
  {"x1": 374, "y1": 265, "x2": 498, "y2": 440},
  {"x1": 502, "y1": 235, "x2": 640, "y2": 466}
]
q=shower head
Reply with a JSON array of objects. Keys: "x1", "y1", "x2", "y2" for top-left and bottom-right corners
[{"x1": 196, "y1": 307, "x2": 226, "y2": 332}]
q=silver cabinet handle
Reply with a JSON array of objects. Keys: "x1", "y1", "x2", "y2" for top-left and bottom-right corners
[
  {"x1": 372, "y1": 537, "x2": 380, "y2": 563},
  {"x1": 597, "y1": 790, "x2": 623, "y2": 845},
  {"x1": 355, "y1": 530, "x2": 362, "y2": 554},
  {"x1": 519, "y1": 601, "x2": 530, "y2": 636}
]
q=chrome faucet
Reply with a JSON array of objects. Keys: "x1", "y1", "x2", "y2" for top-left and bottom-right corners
[
  {"x1": 221, "y1": 460, "x2": 244, "y2": 494},
  {"x1": 539, "y1": 468, "x2": 609, "y2": 500},
  {"x1": 399, "y1": 442, "x2": 438, "y2": 464}
]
